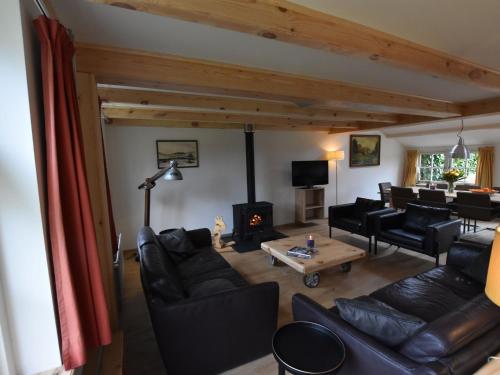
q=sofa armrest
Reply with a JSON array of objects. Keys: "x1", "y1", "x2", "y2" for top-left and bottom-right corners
[
  {"x1": 364, "y1": 208, "x2": 397, "y2": 233},
  {"x1": 425, "y1": 219, "x2": 462, "y2": 254},
  {"x1": 150, "y1": 282, "x2": 279, "y2": 375},
  {"x1": 329, "y1": 203, "x2": 356, "y2": 223},
  {"x1": 375, "y1": 212, "x2": 406, "y2": 234},
  {"x1": 446, "y1": 241, "x2": 490, "y2": 270},
  {"x1": 292, "y1": 294, "x2": 422, "y2": 375}
]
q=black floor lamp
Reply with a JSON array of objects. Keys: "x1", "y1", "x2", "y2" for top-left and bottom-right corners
[
  {"x1": 138, "y1": 160, "x2": 183, "y2": 226},
  {"x1": 328, "y1": 150, "x2": 345, "y2": 204}
]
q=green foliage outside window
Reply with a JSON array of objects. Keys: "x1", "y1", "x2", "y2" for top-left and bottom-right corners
[
  {"x1": 418, "y1": 152, "x2": 478, "y2": 183},
  {"x1": 418, "y1": 153, "x2": 446, "y2": 182}
]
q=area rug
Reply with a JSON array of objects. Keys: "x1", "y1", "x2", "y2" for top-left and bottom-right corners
[{"x1": 229, "y1": 231, "x2": 288, "y2": 253}]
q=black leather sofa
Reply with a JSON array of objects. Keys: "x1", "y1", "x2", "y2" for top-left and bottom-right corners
[
  {"x1": 375, "y1": 203, "x2": 462, "y2": 265},
  {"x1": 137, "y1": 226, "x2": 279, "y2": 375},
  {"x1": 328, "y1": 197, "x2": 395, "y2": 252},
  {"x1": 292, "y1": 241, "x2": 500, "y2": 375}
]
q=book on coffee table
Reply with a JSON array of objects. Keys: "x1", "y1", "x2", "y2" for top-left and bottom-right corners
[{"x1": 287, "y1": 246, "x2": 316, "y2": 259}]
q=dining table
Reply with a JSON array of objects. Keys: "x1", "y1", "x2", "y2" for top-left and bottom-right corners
[
  {"x1": 410, "y1": 186, "x2": 500, "y2": 203},
  {"x1": 379, "y1": 186, "x2": 500, "y2": 203}
]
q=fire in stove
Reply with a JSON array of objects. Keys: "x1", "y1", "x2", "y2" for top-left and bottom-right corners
[{"x1": 249, "y1": 214, "x2": 263, "y2": 227}]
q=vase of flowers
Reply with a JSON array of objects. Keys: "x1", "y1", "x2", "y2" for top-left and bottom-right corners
[{"x1": 442, "y1": 169, "x2": 465, "y2": 193}]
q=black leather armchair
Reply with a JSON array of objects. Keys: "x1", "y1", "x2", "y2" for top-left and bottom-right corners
[
  {"x1": 375, "y1": 203, "x2": 461, "y2": 265},
  {"x1": 329, "y1": 197, "x2": 395, "y2": 252},
  {"x1": 292, "y1": 241, "x2": 500, "y2": 375},
  {"x1": 137, "y1": 227, "x2": 279, "y2": 375}
]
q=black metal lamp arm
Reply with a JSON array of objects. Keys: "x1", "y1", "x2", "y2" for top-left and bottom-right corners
[
  {"x1": 138, "y1": 166, "x2": 170, "y2": 226},
  {"x1": 137, "y1": 161, "x2": 183, "y2": 227},
  {"x1": 138, "y1": 166, "x2": 171, "y2": 190}
]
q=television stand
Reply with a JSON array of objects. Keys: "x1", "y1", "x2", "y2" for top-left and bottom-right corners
[{"x1": 295, "y1": 187, "x2": 325, "y2": 223}]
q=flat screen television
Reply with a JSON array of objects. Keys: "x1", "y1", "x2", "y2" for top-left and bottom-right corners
[{"x1": 292, "y1": 160, "x2": 329, "y2": 187}]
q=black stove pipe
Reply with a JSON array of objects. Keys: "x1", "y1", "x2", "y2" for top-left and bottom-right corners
[{"x1": 244, "y1": 125, "x2": 256, "y2": 204}]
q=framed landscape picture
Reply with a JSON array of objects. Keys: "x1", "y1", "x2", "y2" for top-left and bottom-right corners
[
  {"x1": 156, "y1": 140, "x2": 199, "y2": 169},
  {"x1": 349, "y1": 135, "x2": 381, "y2": 167}
]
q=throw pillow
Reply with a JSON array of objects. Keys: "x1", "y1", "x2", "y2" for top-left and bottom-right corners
[
  {"x1": 158, "y1": 227, "x2": 196, "y2": 255},
  {"x1": 461, "y1": 246, "x2": 492, "y2": 284},
  {"x1": 335, "y1": 296, "x2": 427, "y2": 347}
]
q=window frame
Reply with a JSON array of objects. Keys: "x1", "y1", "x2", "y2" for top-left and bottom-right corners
[{"x1": 417, "y1": 150, "x2": 478, "y2": 184}]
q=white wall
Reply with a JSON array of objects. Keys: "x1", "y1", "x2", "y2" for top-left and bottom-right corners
[
  {"x1": 0, "y1": 0, "x2": 61, "y2": 373},
  {"x1": 105, "y1": 126, "x2": 404, "y2": 249}
]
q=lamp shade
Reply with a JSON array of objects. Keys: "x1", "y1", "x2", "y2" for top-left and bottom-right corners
[
  {"x1": 449, "y1": 136, "x2": 470, "y2": 159},
  {"x1": 328, "y1": 150, "x2": 345, "y2": 161},
  {"x1": 163, "y1": 160, "x2": 183, "y2": 181},
  {"x1": 485, "y1": 227, "x2": 500, "y2": 306}
]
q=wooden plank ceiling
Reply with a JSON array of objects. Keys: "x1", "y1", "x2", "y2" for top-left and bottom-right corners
[{"x1": 80, "y1": 0, "x2": 500, "y2": 133}]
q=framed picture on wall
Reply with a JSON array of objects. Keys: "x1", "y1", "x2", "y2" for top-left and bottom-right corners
[
  {"x1": 156, "y1": 140, "x2": 199, "y2": 169},
  {"x1": 349, "y1": 135, "x2": 381, "y2": 167}
]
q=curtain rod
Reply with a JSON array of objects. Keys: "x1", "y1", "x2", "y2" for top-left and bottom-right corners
[{"x1": 34, "y1": 0, "x2": 49, "y2": 17}]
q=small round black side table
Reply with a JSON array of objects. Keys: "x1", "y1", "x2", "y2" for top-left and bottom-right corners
[{"x1": 272, "y1": 321, "x2": 345, "y2": 375}]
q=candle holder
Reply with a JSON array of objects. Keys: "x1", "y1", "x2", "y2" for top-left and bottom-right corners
[{"x1": 306, "y1": 235, "x2": 315, "y2": 250}]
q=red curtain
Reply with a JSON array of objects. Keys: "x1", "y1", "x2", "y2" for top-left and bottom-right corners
[{"x1": 34, "y1": 16, "x2": 112, "y2": 369}]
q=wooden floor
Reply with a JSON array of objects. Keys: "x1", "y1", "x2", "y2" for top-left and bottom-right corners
[{"x1": 122, "y1": 219, "x2": 444, "y2": 375}]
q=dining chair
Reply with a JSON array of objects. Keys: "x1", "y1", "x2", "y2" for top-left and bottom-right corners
[
  {"x1": 418, "y1": 189, "x2": 448, "y2": 208},
  {"x1": 455, "y1": 192, "x2": 500, "y2": 233},
  {"x1": 435, "y1": 183, "x2": 448, "y2": 189},
  {"x1": 378, "y1": 182, "x2": 392, "y2": 204},
  {"x1": 390, "y1": 186, "x2": 418, "y2": 210}
]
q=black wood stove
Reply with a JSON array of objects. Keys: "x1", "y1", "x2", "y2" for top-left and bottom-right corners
[{"x1": 232, "y1": 125, "x2": 274, "y2": 242}]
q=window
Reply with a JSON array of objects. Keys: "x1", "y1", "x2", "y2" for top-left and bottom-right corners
[
  {"x1": 451, "y1": 152, "x2": 478, "y2": 183},
  {"x1": 417, "y1": 151, "x2": 478, "y2": 183},
  {"x1": 418, "y1": 153, "x2": 445, "y2": 182}
]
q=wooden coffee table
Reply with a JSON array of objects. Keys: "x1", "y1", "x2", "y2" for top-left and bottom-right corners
[{"x1": 261, "y1": 234, "x2": 366, "y2": 288}]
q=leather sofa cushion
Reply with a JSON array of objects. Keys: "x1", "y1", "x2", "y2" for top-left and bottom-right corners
[
  {"x1": 461, "y1": 245, "x2": 491, "y2": 284},
  {"x1": 336, "y1": 296, "x2": 426, "y2": 347},
  {"x1": 139, "y1": 241, "x2": 186, "y2": 303},
  {"x1": 403, "y1": 204, "x2": 450, "y2": 234},
  {"x1": 331, "y1": 217, "x2": 363, "y2": 233},
  {"x1": 415, "y1": 266, "x2": 483, "y2": 300},
  {"x1": 176, "y1": 247, "x2": 232, "y2": 280},
  {"x1": 399, "y1": 294, "x2": 500, "y2": 363},
  {"x1": 150, "y1": 277, "x2": 185, "y2": 303},
  {"x1": 182, "y1": 267, "x2": 248, "y2": 290},
  {"x1": 381, "y1": 228, "x2": 425, "y2": 249},
  {"x1": 370, "y1": 277, "x2": 466, "y2": 322},
  {"x1": 187, "y1": 278, "x2": 237, "y2": 298}
]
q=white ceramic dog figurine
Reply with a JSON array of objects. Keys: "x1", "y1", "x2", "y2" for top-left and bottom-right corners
[{"x1": 212, "y1": 216, "x2": 234, "y2": 249}]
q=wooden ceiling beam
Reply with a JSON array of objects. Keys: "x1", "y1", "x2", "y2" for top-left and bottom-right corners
[
  {"x1": 89, "y1": 0, "x2": 500, "y2": 91},
  {"x1": 76, "y1": 43, "x2": 460, "y2": 118},
  {"x1": 98, "y1": 86, "x2": 398, "y2": 123},
  {"x1": 384, "y1": 123, "x2": 500, "y2": 138},
  {"x1": 106, "y1": 118, "x2": 346, "y2": 132},
  {"x1": 101, "y1": 106, "x2": 361, "y2": 128},
  {"x1": 461, "y1": 96, "x2": 500, "y2": 116}
]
